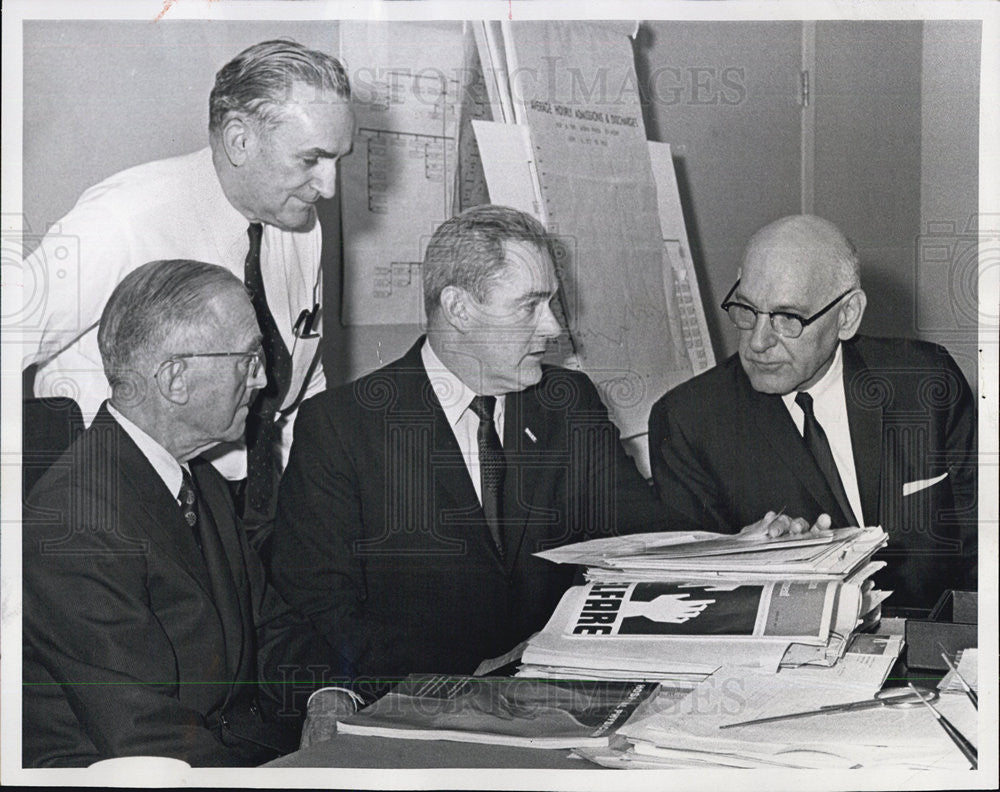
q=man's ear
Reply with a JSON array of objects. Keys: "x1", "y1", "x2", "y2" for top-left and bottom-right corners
[
  {"x1": 439, "y1": 285, "x2": 471, "y2": 333},
  {"x1": 220, "y1": 115, "x2": 253, "y2": 167},
  {"x1": 155, "y1": 360, "x2": 191, "y2": 405},
  {"x1": 837, "y1": 289, "x2": 867, "y2": 340}
]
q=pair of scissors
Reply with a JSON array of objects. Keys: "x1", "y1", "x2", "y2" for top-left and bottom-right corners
[{"x1": 719, "y1": 687, "x2": 939, "y2": 729}]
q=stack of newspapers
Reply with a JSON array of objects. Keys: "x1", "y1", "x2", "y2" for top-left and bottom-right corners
[
  {"x1": 571, "y1": 652, "x2": 976, "y2": 771},
  {"x1": 517, "y1": 527, "x2": 892, "y2": 685}
]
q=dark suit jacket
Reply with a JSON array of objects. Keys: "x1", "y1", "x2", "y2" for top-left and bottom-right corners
[
  {"x1": 271, "y1": 339, "x2": 668, "y2": 682},
  {"x1": 648, "y1": 336, "x2": 977, "y2": 610},
  {"x1": 22, "y1": 406, "x2": 328, "y2": 767}
]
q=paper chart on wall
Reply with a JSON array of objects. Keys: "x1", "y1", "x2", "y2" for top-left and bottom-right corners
[
  {"x1": 499, "y1": 21, "x2": 696, "y2": 444},
  {"x1": 338, "y1": 22, "x2": 468, "y2": 326}
]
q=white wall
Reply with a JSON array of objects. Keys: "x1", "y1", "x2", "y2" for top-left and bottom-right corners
[{"x1": 21, "y1": 19, "x2": 981, "y2": 392}]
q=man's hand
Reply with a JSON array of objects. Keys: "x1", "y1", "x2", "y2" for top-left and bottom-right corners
[
  {"x1": 299, "y1": 689, "x2": 360, "y2": 749},
  {"x1": 739, "y1": 511, "x2": 832, "y2": 539}
]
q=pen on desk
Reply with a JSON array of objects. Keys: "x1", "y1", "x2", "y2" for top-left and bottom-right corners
[
  {"x1": 906, "y1": 683, "x2": 977, "y2": 770},
  {"x1": 939, "y1": 649, "x2": 978, "y2": 710}
]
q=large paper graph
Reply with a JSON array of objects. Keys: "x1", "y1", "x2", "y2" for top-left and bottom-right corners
[
  {"x1": 339, "y1": 23, "x2": 467, "y2": 325},
  {"x1": 338, "y1": 21, "x2": 713, "y2": 477},
  {"x1": 495, "y1": 22, "x2": 708, "y2": 455}
]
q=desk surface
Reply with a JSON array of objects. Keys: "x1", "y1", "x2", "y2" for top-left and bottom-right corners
[{"x1": 266, "y1": 734, "x2": 592, "y2": 769}]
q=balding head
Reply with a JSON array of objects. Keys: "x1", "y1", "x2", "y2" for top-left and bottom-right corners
[
  {"x1": 741, "y1": 215, "x2": 861, "y2": 297},
  {"x1": 730, "y1": 215, "x2": 867, "y2": 394}
]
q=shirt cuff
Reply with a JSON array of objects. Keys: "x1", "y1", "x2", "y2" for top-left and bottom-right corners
[{"x1": 306, "y1": 686, "x2": 366, "y2": 712}]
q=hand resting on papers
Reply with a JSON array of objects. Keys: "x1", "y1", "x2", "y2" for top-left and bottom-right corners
[{"x1": 740, "y1": 511, "x2": 833, "y2": 540}]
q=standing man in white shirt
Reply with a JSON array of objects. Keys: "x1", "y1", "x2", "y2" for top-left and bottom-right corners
[
  {"x1": 648, "y1": 214, "x2": 977, "y2": 609},
  {"x1": 22, "y1": 39, "x2": 355, "y2": 549}
]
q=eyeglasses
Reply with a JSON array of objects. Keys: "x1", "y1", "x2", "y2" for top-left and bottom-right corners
[
  {"x1": 164, "y1": 349, "x2": 265, "y2": 379},
  {"x1": 720, "y1": 279, "x2": 853, "y2": 339}
]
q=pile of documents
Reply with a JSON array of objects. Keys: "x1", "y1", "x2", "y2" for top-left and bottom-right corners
[
  {"x1": 519, "y1": 527, "x2": 892, "y2": 684},
  {"x1": 572, "y1": 657, "x2": 976, "y2": 770}
]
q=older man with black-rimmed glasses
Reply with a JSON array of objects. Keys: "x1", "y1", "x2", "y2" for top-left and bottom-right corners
[{"x1": 648, "y1": 214, "x2": 977, "y2": 610}]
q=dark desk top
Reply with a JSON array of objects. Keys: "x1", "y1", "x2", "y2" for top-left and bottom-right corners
[{"x1": 266, "y1": 734, "x2": 593, "y2": 769}]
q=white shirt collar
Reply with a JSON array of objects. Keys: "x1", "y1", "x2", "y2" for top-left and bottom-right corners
[
  {"x1": 107, "y1": 403, "x2": 186, "y2": 499},
  {"x1": 200, "y1": 146, "x2": 251, "y2": 228},
  {"x1": 782, "y1": 342, "x2": 844, "y2": 410},
  {"x1": 420, "y1": 338, "x2": 504, "y2": 427},
  {"x1": 195, "y1": 147, "x2": 260, "y2": 266}
]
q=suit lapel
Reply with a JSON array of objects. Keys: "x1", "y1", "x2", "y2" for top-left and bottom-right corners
[
  {"x1": 392, "y1": 343, "x2": 502, "y2": 564},
  {"x1": 744, "y1": 376, "x2": 852, "y2": 526},
  {"x1": 96, "y1": 410, "x2": 215, "y2": 594},
  {"x1": 500, "y1": 387, "x2": 538, "y2": 569},
  {"x1": 842, "y1": 340, "x2": 883, "y2": 525},
  {"x1": 192, "y1": 460, "x2": 248, "y2": 686}
]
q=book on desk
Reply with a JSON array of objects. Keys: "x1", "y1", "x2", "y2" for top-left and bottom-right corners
[{"x1": 336, "y1": 675, "x2": 660, "y2": 749}]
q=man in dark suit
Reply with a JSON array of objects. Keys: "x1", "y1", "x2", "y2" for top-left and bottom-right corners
[
  {"x1": 648, "y1": 215, "x2": 977, "y2": 610},
  {"x1": 22, "y1": 260, "x2": 355, "y2": 767},
  {"x1": 270, "y1": 205, "x2": 672, "y2": 682}
]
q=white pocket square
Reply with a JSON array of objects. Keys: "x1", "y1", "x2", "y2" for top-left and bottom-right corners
[{"x1": 903, "y1": 472, "x2": 948, "y2": 497}]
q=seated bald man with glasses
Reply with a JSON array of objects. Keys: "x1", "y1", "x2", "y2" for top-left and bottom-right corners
[
  {"x1": 22, "y1": 260, "x2": 356, "y2": 767},
  {"x1": 648, "y1": 215, "x2": 977, "y2": 610}
]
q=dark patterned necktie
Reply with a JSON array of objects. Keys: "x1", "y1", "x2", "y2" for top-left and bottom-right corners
[
  {"x1": 244, "y1": 222, "x2": 292, "y2": 515},
  {"x1": 179, "y1": 469, "x2": 202, "y2": 551},
  {"x1": 470, "y1": 395, "x2": 505, "y2": 556},
  {"x1": 794, "y1": 391, "x2": 860, "y2": 527}
]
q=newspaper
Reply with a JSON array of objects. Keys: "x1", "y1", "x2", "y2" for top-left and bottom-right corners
[
  {"x1": 541, "y1": 581, "x2": 839, "y2": 642},
  {"x1": 536, "y1": 526, "x2": 887, "y2": 575},
  {"x1": 517, "y1": 579, "x2": 865, "y2": 683},
  {"x1": 611, "y1": 662, "x2": 976, "y2": 771}
]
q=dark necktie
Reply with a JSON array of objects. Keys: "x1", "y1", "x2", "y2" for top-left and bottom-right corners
[
  {"x1": 179, "y1": 469, "x2": 202, "y2": 551},
  {"x1": 244, "y1": 222, "x2": 292, "y2": 516},
  {"x1": 470, "y1": 395, "x2": 505, "y2": 557},
  {"x1": 795, "y1": 391, "x2": 860, "y2": 527}
]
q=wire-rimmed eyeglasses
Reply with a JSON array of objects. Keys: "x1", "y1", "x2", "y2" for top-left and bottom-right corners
[
  {"x1": 162, "y1": 349, "x2": 265, "y2": 379},
  {"x1": 720, "y1": 279, "x2": 853, "y2": 339}
]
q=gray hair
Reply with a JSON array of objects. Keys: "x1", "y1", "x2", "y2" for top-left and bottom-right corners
[
  {"x1": 98, "y1": 260, "x2": 243, "y2": 388},
  {"x1": 209, "y1": 39, "x2": 350, "y2": 134},
  {"x1": 423, "y1": 205, "x2": 558, "y2": 318}
]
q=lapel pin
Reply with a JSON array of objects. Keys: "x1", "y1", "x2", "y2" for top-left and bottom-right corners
[{"x1": 524, "y1": 427, "x2": 537, "y2": 443}]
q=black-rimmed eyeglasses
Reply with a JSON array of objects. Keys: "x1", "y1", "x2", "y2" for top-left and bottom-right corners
[
  {"x1": 720, "y1": 280, "x2": 853, "y2": 339},
  {"x1": 163, "y1": 349, "x2": 265, "y2": 378}
]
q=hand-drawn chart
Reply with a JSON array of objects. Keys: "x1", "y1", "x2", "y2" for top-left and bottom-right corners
[
  {"x1": 501, "y1": 21, "x2": 696, "y2": 445},
  {"x1": 340, "y1": 23, "x2": 468, "y2": 325}
]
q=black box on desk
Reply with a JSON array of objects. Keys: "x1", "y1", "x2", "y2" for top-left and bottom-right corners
[{"x1": 904, "y1": 590, "x2": 977, "y2": 670}]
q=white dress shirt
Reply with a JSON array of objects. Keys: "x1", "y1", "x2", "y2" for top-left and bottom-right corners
[
  {"x1": 781, "y1": 343, "x2": 865, "y2": 525},
  {"x1": 26, "y1": 147, "x2": 325, "y2": 480},
  {"x1": 421, "y1": 339, "x2": 505, "y2": 505}
]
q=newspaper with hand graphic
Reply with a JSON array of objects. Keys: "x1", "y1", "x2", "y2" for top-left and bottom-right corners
[{"x1": 518, "y1": 578, "x2": 867, "y2": 683}]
